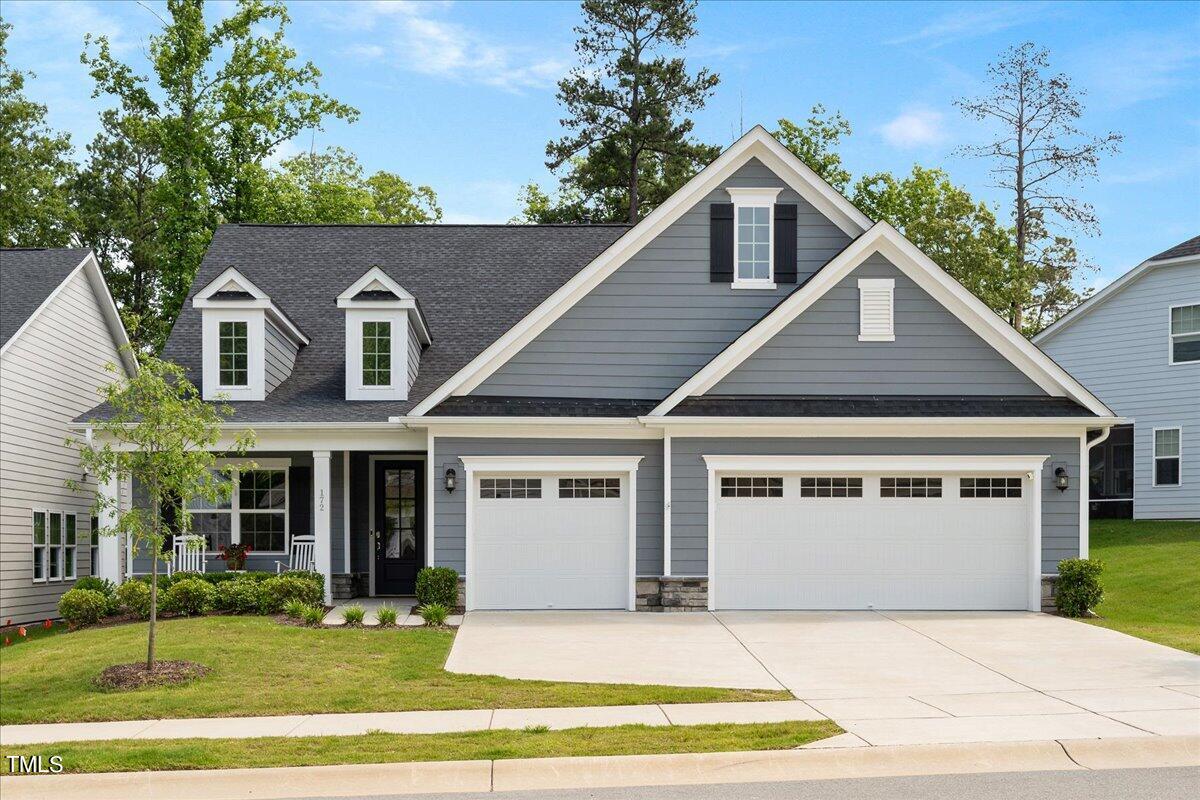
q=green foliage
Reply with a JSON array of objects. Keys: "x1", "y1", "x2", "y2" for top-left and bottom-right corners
[
  {"x1": 115, "y1": 580, "x2": 152, "y2": 620},
  {"x1": 1056, "y1": 558, "x2": 1104, "y2": 618},
  {"x1": 341, "y1": 604, "x2": 366, "y2": 625},
  {"x1": 375, "y1": 605, "x2": 398, "y2": 627},
  {"x1": 300, "y1": 605, "x2": 325, "y2": 626},
  {"x1": 58, "y1": 589, "x2": 109, "y2": 627},
  {"x1": 73, "y1": 576, "x2": 116, "y2": 597},
  {"x1": 282, "y1": 598, "x2": 308, "y2": 619},
  {"x1": 257, "y1": 574, "x2": 323, "y2": 615},
  {"x1": 196, "y1": 570, "x2": 275, "y2": 585},
  {"x1": 415, "y1": 567, "x2": 458, "y2": 608},
  {"x1": 162, "y1": 578, "x2": 215, "y2": 616},
  {"x1": 418, "y1": 603, "x2": 449, "y2": 627},
  {"x1": 773, "y1": 106, "x2": 852, "y2": 193},
  {"x1": 212, "y1": 579, "x2": 261, "y2": 614}
]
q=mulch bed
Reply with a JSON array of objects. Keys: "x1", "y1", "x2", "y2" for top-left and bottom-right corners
[{"x1": 96, "y1": 660, "x2": 210, "y2": 691}]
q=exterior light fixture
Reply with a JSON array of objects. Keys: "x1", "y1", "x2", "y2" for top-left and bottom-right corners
[
  {"x1": 1054, "y1": 467, "x2": 1069, "y2": 492},
  {"x1": 444, "y1": 468, "x2": 457, "y2": 493}
]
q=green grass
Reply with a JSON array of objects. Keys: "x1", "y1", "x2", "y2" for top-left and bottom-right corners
[
  {"x1": 0, "y1": 616, "x2": 788, "y2": 725},
  {"x1": 1, "y1": 619, "x2": 69, "y2": 648},
  {"x1": 1087, "y1": 519, "x2": 1200, "y2": 654},
  {"x1": 0, "y1": 721, "x2": 841, "y2": 774}
]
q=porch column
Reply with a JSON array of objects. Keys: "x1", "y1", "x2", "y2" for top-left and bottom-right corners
[
  {"x1": 313, "y1": 450, "x2": 333, "y2": 604},
  {"x1": 96, "y1": 474, "x2": 122, "y2": 582}
]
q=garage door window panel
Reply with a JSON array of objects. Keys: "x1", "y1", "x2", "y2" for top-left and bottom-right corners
[
  {"x1": 881, "y1": 477, "x2": 942, "y2": 498},
  {"x1": 721, "y1": 476, "x2": 783, "y2": 498},
  {"x1": 559, "y1": 478, "x2": 620, "y2": 498},
  {"x1": 961, "y1": 477, "x2": 1022, "y2": 498},
  {"x1": 799, "y1": 477, "x2": 862, "y2": 498},
  {"x1": 480, "y1": 478, "x2": 542, "y2": 499}
]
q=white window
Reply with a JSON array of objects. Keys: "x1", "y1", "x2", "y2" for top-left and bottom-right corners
[
  {"x1": 361, "y1": 320, "x2": 393, "y2": 387},
  {"x1": 64, "y1": 514, "x2": 77, "y2": 580},
  {"x1": 1169, "y1": 304, "x2": 1200, "y2": 365},
  {"x1": 32, "y1": 510, "x2": 47, "y2": 582},
  {"x1": 961, "y1": 477, "x2": 1023, "y2": 498},
  {"x1": 89, "y1": 514, "x2": 100, "y2": 574},
  {"x1": 881, "y1": 477, "x2": 942, "y2": 498},
  {"x1": 186, "y1": 466, "x2": 289, "y2": 555},
  {"x1": 858, "y1": 278, "x2": 896, "y2": 341},
  {"x1": 48, "y1": 511, "x2": 62, "y2": 580},
  {"x1": 799, "y1": 477, "x2": 863, "y2": 498},
  {"x1": 479, "y1": 478, "x2": 542, "y2": 499},
  {"x1": 218, "y1": 320, "x2": 249, "y2": 386},
  {"x1": 560, "y1": 477, "x2": 621, "y2": 498},
  {"x1": 1153, "y1": 428, "x2": 1182, "y2": 487},
  {"x1": 720, "y1": 476, "x2": 783, "y2": 498},
  {"x1": 727, "y1": 188, "x2": 781, "y2": 288}
]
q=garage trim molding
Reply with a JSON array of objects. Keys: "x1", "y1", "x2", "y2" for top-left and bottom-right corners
[
  {"x1": 702, "y1": 454, "x2": 1050, "y2": 612},
  {"x1": 460, "y1": 455, "x2": 644, "y2": 611}
]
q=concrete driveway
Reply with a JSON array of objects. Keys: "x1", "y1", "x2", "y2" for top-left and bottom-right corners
[{"x1": 446, "y1": 610, "x2": 1200, "y2": 746}]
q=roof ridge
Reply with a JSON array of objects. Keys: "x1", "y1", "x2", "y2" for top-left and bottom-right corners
[{"x1": 224, "y1": 222, "x2": 632, "y2": 229}]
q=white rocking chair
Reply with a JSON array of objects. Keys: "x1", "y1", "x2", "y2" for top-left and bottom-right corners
[
  {"x1": 276, "y1": 535, "x2": 316, "y2": 574},
  {"x1": 169, "y1": 535, "x2": 207, "y2": 575}
]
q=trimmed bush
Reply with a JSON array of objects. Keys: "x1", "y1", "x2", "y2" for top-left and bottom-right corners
[
  {"x1": 1056, "y1": 558, "x2": 1104, "y2": 617},
  {"x1": 258, "y1": 574, "x2": 323, "y2": 614},
  {"x1": 212, "y1": 579, "x2": 261, "y2": 614},
  {"x1": 162, "y1": 578, "x2": 215, "y2": 616},
  {"x1": 115, "y1": 580, "x2": 152, "y2": 619},
  {"x1": 415, "y1": 567, "x2": 458, "y2": 608},
  {"x1": 300, "y1": 605, "x2": 325, "y2": 626},
  {"x1": 58, "y1": 588, "x2": 108, "y2": 627},
  {"x1": 376, "y1": 605, "x2": 398, "y2": 626},
  {"x1": 341, "y1": 604, "x2": 366, "y2": 625},
  {"x1": 73, "y1": 576, "x2": 116, "y2": 597},
  {"x1": 419, "y1": 602, "x2": 449, "y2": 627},
  {"x1": 282, "y1": 598, "x2": 308, "y2": 619}
]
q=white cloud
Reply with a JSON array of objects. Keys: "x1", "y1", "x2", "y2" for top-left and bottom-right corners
[
  {"x1": 887, "y1": 3, "x2": 1058, "y2": 48},
  {"x1": 879, "y1": 108, "x2": 948, "y2": 149}
]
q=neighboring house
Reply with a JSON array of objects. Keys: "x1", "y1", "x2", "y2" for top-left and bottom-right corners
[
  {"x1": 1036, "y1": 237, "x2": 1199, "y2": 520},
  {"x1": 1, "y1": 248, "x2": 137, "y2": 623},
  {"x1": 79, "y1": 127, "x2": 1119, "y2": 613}
]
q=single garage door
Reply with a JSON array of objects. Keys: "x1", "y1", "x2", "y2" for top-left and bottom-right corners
[
  {"x1": 713, "y1": 471, "x2": 1031, "y2": 610},
  {"x1": 471, "y1": 473, "x2": 629, "y2": 609}
]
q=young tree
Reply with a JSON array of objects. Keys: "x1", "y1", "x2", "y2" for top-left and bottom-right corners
[
  {"x1": 955, "y1": 42, "x2": 1121, "y2": 333},
  {"x1": 0, "y1": 23, "x2": 75, "y2": 247},
  {"x1": 546, "y1": 0, "x2": 720, "y2": 223},
  {"x1": 71, "y1": 355, "x2": 254, "y2": 670},
  {"x1": 773, "y1": 106, "x2": 853, "y2": 193}
]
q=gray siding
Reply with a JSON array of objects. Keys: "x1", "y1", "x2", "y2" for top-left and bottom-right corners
[
  {"x1": 714, "y1": 255, "x2": 1046, "y2": 395},
  {"x1": 670, "y1": 437, "x2": 1080, "y2": 576},
  {"x1": 473, "y1": 158, "x2": 853, "y2": 400},
  {"x1": 1039, "y1": 261, "x2": 1199, "y2": 519},
  {"x1": 0, "y1": 267, "x2": 130, "y2": 623},
  {"x1": 434, "y1": 438, "x2": 664, "y2": 575},
  {"x1": 264, "y1": 319, "x2": 299, "y2": 394},
  {"x1": 407, "y1": 316, "x2": 421, "y2": 390}
]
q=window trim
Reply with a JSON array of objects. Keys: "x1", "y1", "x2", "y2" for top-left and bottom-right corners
[
  {"x1": 960, "y1": 477, "x2": 1023, "y2": 499},
  {"x1": 217, "y1": 319, "x2": 250, "y2": 388},
  {"x1": 727, "y1": 188, "x2": 782, "y2": 289},
  {"x1": 64, "y1": 513, "x2": 78, "y2": 580},
  {"x1": 360, "y1": 318, "x2": 395, "y2": 389},
  {"x1": 186, "y1": 461, "x2": 292, "y2": 556},
  {"x1": 797, "y1": 476, "x2": 863, "y2": 498},
  {"x1": 559, "y1": 477, "x2": 622, "y2": 499},
  {"x1": 90, "y1": 514, "x2": 100, "y2": 575},
  {"x1": 857, "y1": 278, "x2": 896, "y2": 342},
  {"x1": 880, "y1": 476, "x2": 943, "y2": 498},
  {"x1": 32, "y1": 508, "x2": 48, "y2": 584},
  {"x1": 479, "y1": 477, "x2": 543, "y2": 500},
  {"x1": 720, "y1": 476, "x2": 784, "y2": 498},
  {"x1": 1168, "y1": 302, "x2": 1200, "y2": 366},
  {"x1": 1152, "y1": 426, "x2": 1183, "y2": 488}
]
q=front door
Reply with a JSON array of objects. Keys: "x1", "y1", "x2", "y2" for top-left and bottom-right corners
[{"x1": 374, "y1": 460, "x2": 423, "y2": 595}]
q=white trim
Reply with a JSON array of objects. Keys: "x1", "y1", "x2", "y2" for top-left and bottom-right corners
[
  {"x1": 313, "y1": 451, "x2": 333, "y2": 604},
  {"x1": 195, "y1": 266, "x2": 269, "y2": 302},
  {"x1": 31, "y1": 508, "x2": 48, "y2": 584},
  {"x1": 342, "y1": 450, "x2": 351, "y2": 575},
  {"x1": 202, "y1": 309, "x2": 263, "y2": 401},
  {"x1": 366, "y1": 453, "x2": 429, "y2": 597},
  {"x1": 188, "y1": 461, "x2": 292, "y2": 555},
  {"x1": 1151, "y1": 426, "x2": 1183, "y2": 487},
  {"x1": 1081, "y1": 426, "x2": 1113, "y2": 559},
  {"x1": 1168, "y1": 301, "x2": 1200, "y2": 366},
  {"x1": 336, "y1": 266, "x2": 415, "y2": 307},
  {"x1": 426, "y1": 430, "x2": 436, "y2": 568},
  {"x1": 857, "y1": 277, "x2": 895, "y2": 342},
  {"x1": 193, "y1": 266, "x2": 309, "y2": 346},
  {"x1": 408, "y1": 126, "x2": 871, "y2": 415},
  {"x1": 1029, "y1": 469, "x2": 1043, "y2": 612},
  {"x1": 728, "y1": 187, "x2": 782, "y2": 288},
  {"x1": 345, "y1": 309, "x2": 409, "y2": 401},
  {"x1": 663, "y1": 434, "x2": 672, "y2": 577},
  {"x1": 651, "y1": 223, "x2": 1114, "y2": 418}
]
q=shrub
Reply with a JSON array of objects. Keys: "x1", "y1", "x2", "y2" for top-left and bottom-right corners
[
  {"x1": 212, "y1": 579, "x2": 260, "y2": 614},
  {"x1": 58, "y1": 589, "x2": 108, "y2": 627},
  {"x1": 115, "y1": 580, "x2": 152, "y2": 619},
  {"x1": 376, "y1": 605, "x2": 398, "y2": 626},
  {"x1": 258, "y1": 574, "x2": 323, "y2": 614},
  {"x1": 73, "y1": 576, "x2": 116, "y2": 597},
  {"x1": 419, "y1": 602, "x2": 449, "y2": 627},
  {"x1": 1056, "y1": 558, "x2": 1104, "y2": 617},
  {"x1": 341, "y1": 604, "x2": 366, "y2": 625},
  {"x1": 300, "y1": 605, "x2": 325, "y2": 626},
  {"x1": 200, "y1": 570, "x2": 274, "y2": 585},
  {"x1": 283, "y1": 598, "x2": 308, "y2": 619},
  {"x1": 162, "y1": 578, "x2": 215, "y2": 616},
  {"x1": 415, "y1": 567, "x2": 458, "y2": 608}
]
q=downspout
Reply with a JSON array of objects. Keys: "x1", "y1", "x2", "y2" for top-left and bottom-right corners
[{"x1": 1079, "y1": 426, "x2": 1114, "y2": 559}]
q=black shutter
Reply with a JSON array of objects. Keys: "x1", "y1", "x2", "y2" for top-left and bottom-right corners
[
  {"x1": 775, "y1": 204, "x2": 798, "y2": 283},
  {"x1": 290, "y1": 466, "x2": 312, "y2": 537},
  {"x1": 710, "y1": 203, "x2": 734, "y2": 282}
]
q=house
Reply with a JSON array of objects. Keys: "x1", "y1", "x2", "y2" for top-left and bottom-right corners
[
  {"x1": 1, "y1": 248, "x2": 137, "y2": 623},
  {"x1": 79, "y1": 127, "x2": 1120, "y2": 613},
  {"x1": 1035, "y1": 237, "x2": 1199, "y2": 520}
]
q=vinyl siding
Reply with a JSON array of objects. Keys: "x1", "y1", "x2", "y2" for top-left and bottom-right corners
[
  {"x1": 1039, "y1": 261, "x2": 1199, "y2": 519},
  {"x1": 669, "y1": 437, "x2": 1080, "y2": 576},
  {"x1": 434, "y1": 438, "x2": 664, "y2": 575},
  {"x1": 472, "y1": 158, "x2": 853, "y2": 400},
  {"x1": 263, "y1": 319, "x2": 299, "y2": 395},
  {"x1": 0, "y1": 267, "x2": 130, "y2": 623},
  {"x1": 407, "y1": 316, "x2": 421, "y2": 390},
  {"x1": 713, "y1": 254, "x2": 1046, "y2": 395}
]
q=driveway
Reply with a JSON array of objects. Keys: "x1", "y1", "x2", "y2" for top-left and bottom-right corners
[{"x1": 446, "y1": 610, "x2": 1200, "y2": 746}]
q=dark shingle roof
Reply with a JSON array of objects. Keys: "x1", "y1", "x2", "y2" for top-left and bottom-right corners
[
  {"x1": 92, "y1": 224, "x2": 627, "y2": 423},
  {"x1": 1148, "y1": 235, "x2": 1200, "y2": 262},
  {"x1": 1, "y1": 248, "x2": 92, "y2": 346},
  {"x1": 669, "y1": 395, "x2": 1097, "y2": 417},
  {"x1": 429, "y1": 396, "x2": 658, "y2": 417}
]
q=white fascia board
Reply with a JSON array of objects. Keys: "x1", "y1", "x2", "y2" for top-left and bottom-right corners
[
  {"x1": 407, "y1": 126, "x2": 872, "y2": 416},
  {"x1": 336, "y1": 266, "x2": 416, "y2": 306},
  {"x1": 702, "y1": 454, "x2": 1050, "y2": 473},
  {"x1": 194, "y1": 266, "x2": 270, "y2": 301},
  {"x1": 460, "y1": 455, "x2": 644, "y2": 473},
  {"x1": 637, "y1": 418, "x2": 1121, "y2": 439},
  {"x1": 194, "y1": 266, "x2": 309, "y2": 346}
]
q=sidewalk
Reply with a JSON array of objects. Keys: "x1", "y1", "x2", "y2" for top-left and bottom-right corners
[
  {"x1": 0, "y1": 700, "x2": 825, "y2": 746},
  {"x1": 2, "y1": 736, "x2": 1195, "y2": 800}
]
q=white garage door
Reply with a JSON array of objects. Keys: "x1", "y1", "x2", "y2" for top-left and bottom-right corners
[
  {"x1": 471, "y1": 473, "x2": 629, "y2": 609},
  {"x1": 714, "y1": 472, "x2": 1031, "y2": 610}
]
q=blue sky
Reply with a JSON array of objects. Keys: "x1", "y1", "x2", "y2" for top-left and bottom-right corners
[{"x1": 4, "y1": 0, "x2": 1198, "y2": 287}]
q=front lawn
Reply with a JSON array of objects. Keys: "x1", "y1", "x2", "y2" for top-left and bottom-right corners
[
  {"x1": 0, "y1": 616, "x2": 788, "y2": 725},
  {"x1": 1087, "y1": 519, "x2": 1200, "y2": 654},
  {"x1": 0, "y1": 720, "x2": 840, "y2": 774}
]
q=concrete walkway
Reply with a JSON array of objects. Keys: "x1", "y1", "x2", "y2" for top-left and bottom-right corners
[{"x1": 322, "y1": 597, "x2": 463, "y2": 627}]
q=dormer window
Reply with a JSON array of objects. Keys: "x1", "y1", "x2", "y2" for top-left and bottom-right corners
[
  {"x1": 361, "y1": 320, "x2": 393, "y2": 387},
  {"x1": 338, "y1": 266, "x2": 432, "y2": 401},
  {"x1": 727, "y1": 188, "x2": 782, "y2": 289},
  {"x1": 219, "y1": 321, "x2": 249, "y2": 386}
]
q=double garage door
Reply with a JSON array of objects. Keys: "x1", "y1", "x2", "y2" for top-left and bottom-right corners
[{"x1": 713, "y1": 469, "x2": 1033, "y2": 610}]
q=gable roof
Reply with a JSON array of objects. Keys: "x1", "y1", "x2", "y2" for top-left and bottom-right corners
[
  {"x1": 1034, "y1": 234, "x2": 1200, "y2": 345},
  {"x1": 111, "y1": 223, "x2": 627, "y2": 423},
  {"x1": 650, "y1": 222, "x2": 1114, "y2": 418}
]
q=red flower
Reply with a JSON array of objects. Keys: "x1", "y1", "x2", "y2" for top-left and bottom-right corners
[
  {"x1": 43, "y1": 619, "x2": 52, "y2": 630},
  {"x1": 18, "y1": 627, "x2": 27, "y2": 637},
  {"x1": 3, "y1": 637, "x2": 10, "y2": 646}
]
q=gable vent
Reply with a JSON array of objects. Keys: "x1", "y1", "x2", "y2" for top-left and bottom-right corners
[{"x1": 857, "y1": 278, "x2": 895, "y2": 342}]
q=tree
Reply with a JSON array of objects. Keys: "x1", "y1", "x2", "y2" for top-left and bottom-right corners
[
  {"x1": 955, "y1": 42, "x2": 1121, "y2": 333},
  {"x1": 0, "y1": 22, "x2": 75, "y2": 247},
  {"x1": 545, "y1": 0, "x2": 720, "y2": 223},
  {"x1": 773, "y1": 106, "x2": 852, "y2": 193},
  {"x1": 70, "y1": 355, "x2": 253, "y2": 670}
]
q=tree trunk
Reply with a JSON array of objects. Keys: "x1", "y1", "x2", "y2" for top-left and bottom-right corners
[{"x1": 147, "y1": 546, "x2": 158, "y2": 670}]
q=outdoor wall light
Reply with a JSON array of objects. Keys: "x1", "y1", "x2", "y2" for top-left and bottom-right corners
[
  {"x1": 1054, "y1": 467, "x2": 1069, "y2": 492},
  {"x1": 444, "y1": 468, "x2": 457, "y2": 493}
]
